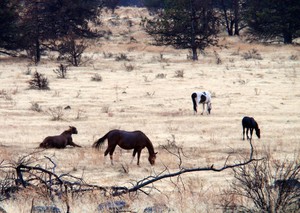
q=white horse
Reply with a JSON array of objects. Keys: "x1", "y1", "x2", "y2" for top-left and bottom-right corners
[{"x1": 191, "y1": 91, "x2": 212, "y2": 115}]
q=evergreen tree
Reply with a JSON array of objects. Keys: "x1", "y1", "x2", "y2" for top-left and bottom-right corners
[
  {"x1": 145, "y1": 0, "x2": 219, "y2": 61},
  {"x1": 245, "y1": 0, "x2": 300, "y2": 44},
  {"x1": 0, "y1": 0, "x2": 21, "y2": 54},
  {"x1": 5, "y1": 0, "x2": 103, "y2": 63}
]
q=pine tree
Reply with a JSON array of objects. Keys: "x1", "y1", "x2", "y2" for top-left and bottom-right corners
[
  {"x1": 145, "y1": 0, "x2": 219, "y2": 61},
  {"x1": 245, "y1": 0, "x2": 300, "y2": 44}
]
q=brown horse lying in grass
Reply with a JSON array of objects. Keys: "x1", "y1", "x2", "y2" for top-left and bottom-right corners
[{"x1": 39, "y1": 126, "x2": 81, "y2": 148}]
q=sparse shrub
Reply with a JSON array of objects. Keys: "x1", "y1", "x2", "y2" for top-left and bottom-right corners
[
  {"x1": 231, "y1": 48, "x2": 240, "y2": 56},
  {"x1": 53, "y1": 64, "x2": 69, "y2": 78},
  {"x1": 115, "y1": 53, "x2": 130, "y2": 61},
  {"x1": 91, "y1": 73, "x2": 103, "y2": 82},
  {"x1": 174, "y1": 70, "x2": 184, "y2": 78},
  {"x1": 213, "y1": 50, "x2": 222, "y2": 64},
  {"x1": 289, "y1": 54, "x2": 298, "y2": 60},
  {"x1": 101, "y1": 105, "x2": 110, "y2": 113},
  {"x1": 75, "y1": 109, "x2": 86, "y2": 120},
  {"x1": 28, "y1": 71, "x2": 49, "y2": 90},
  {"x1": 30, "y1": 101, "x2": 42, "y2": 112},
  {"x1": 254, "y1": 88, "x2": 261, "y2": 95},
  {"x1": 241, "y1": 49, "x2": 263, "y2": 60},
  {"x1": 103, "y1": 52, "x2": 113, "y2": 58},
  {"x1": 47, "y1": 106, "x2": 64, "y2": 121},
  {"x1": 24, "y1": 67, "x2": 32, "y2": 75},
  {"x1": 124, "y1": 63, "x2": 134, "y2": 72},
  {"x1": 155, "y1": 73, "x2": 166, "y2": 79}
]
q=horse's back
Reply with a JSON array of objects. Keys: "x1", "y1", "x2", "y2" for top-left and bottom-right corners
[
  {"x1": 242, "y1": 116, "x2": 256, "y2": 128},
  {"x1": 40, "y1": 135, "x2": 67, "y2": 148},
  {"x1": 121, "y1": 130, "x2": 147, "y2": 139}
]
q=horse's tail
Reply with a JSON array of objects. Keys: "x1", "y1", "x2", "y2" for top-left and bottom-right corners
[
  {"x1": 93, "y1": 132, "x2": 109, "y2": 149},
  {"x1": 191, "y1": 93, "x2": 197, "y2": 112}
]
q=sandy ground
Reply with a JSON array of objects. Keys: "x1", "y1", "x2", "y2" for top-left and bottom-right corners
[{"x1": 0, "y1": 7, "x2": 299, "y2": 213}]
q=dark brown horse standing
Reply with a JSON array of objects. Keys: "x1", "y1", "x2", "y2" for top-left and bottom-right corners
[
  {"x1": 39, "y1": 126, "x2": 81, "y2": 148},
  {"x1": 93, "y1": 129, "x2": 157, "y2": 166},
  {"x1": 242, "y1": 117, "x2": 260, "y2": 140}
]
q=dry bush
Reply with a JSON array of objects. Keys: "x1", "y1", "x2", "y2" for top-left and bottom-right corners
[
  {"x1": 213, "y1": 50, "x2": 222, "y2": 64},
  {"x1": 103, "y1": 52, "x2": 113, "y2": 58},
  {"x1": 241, "y1": 49, "x2": 263, "y2": 60},
  {"x1": 115, "y1": 53, "x2": 130, "y2": 61},
  {"x1": 53, "y1": 64, "x2": 69, "y2": 79},
  {"x1": 289, "y1": 55, "x2": 298, "y2": 60},
  {"x1": 174, "y1": 70, "x2": 184, "y2": 78},
  {"x1": 75, "y1": 109, "x2": 87, "y2": 120},
  {"x1": 220, "y1": 157, "x2": 300, "y2": 212},
  {"x1": 30, "y1": 102, "x2": 42, "y2": 112},
  {"x1": 46, "y1": 106, "x2": 64, "y2": 121},
  {"x1": 123, "y1": 63, "x2": 135, "y2": 72}
]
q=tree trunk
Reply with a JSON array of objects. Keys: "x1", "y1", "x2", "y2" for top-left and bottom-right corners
[
  {"x1": 233, "y1": 0, "x2": 239, "y2": 36},
  {"x1": 283, "y1": 31, "x2": 293, "y2": 44},
  {"x1": 192, "y1": 47, "x2": 198, "y2": 61},
  {"x1": 189, "y1": 0, "x2": 198, "y2": 61},
  {"x1": 221, "y1": 0, "x2": 233, "y2": 36},
  {"x1": 35, "y1": 38, "x2": 41, "y2": 64}
]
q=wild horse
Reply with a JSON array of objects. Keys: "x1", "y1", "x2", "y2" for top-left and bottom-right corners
[
  {"x1": 39, "y1": 126, "x2": 81, "y2": 148},
  {"x1": 93, "y1": 129, "x2": 157, "y2": 166},
  {"x1": 242, "y1": 117, "x2": 260, "y2": 140},
  {"x1": 191, "y1": 91, "x2": 212, "y2": 115}
]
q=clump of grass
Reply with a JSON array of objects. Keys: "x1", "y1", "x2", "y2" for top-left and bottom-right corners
[
  {"x1": 174, "y1": 70, "x2": 184, "y2": 78},
  {"x1": 30, "y1": 101, "x2": 42, "y2": 112},
  {"x1": 213, "y1": 50, "x2": 222, "y2": 64},
  {"x1": 124, "y1": 63, "x2": 134, "y2": 72},
  {"x1": 289, "y1": 54, "x2": 298, "y2": 60},
  {"x1": 91, "y1": 73, "x2": 102, "y2": 82},
  {"x1": 103, "y1": 52, "x2": 113, "y2": 58},
  {"x1": 155, "y1": 73, "x2": 166, "y2": 79},
  {"x1": 115, "y1": 53, "x2": 130, "y2": 61},
  {"x1": 53, "y1": 63, "x2": 68, "y2": 79},
  {"x1": 24, "y1": 67, "x2": 32, "y2": 75},
  {"x1": 241, "y1": 49, "x2": 263, "y2": 60}
]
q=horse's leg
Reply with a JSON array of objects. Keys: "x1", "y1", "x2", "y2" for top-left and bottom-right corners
[
  {"x1": 68, "y1": 140, "x2": 81, "y2": 147},
  {"x1": 109, "y1": 145, "x2": 117, "y2": 165},
  {"x1": 201, "y1": 103, "x2": 205, "y2": 115},
  {"x1": 250, "y1": 128, "x2": 253, "y2": 140},
  {"x1": 104, "y1": 145, "x2": 116, "y2": 165},
  {"x1": 137, "y1": 150, "x2": 142, "y2": 166},
  {"x1": 131, "y1": 149, "x2": 137, "y2": 164},
  {"x1": 242, "y1": 127, "x2": 245, "y2": 140},
  {"x1": 246, "y1": 128, "x2": 250, "y2": 140}
]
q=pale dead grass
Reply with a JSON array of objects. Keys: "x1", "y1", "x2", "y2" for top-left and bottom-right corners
[{"x1": 0, "y1": 7, "x2": 300, "y2": 213}]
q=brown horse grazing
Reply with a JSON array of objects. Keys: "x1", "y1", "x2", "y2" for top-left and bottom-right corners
[
  {"x1": 93, "y1": 129, "x2": 157, "y2": 166},
  {"x1": 39, "y1": 126, "x2": 81, "y2": 149}
]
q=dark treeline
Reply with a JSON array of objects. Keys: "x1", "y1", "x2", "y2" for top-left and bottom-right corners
[{"x1": 0, "y1": 0, "x2": 299, "y2": 63}]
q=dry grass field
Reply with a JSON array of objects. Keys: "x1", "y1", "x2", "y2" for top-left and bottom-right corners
[{"x1": 0, "y1": 7, "x2": 299, "y2": 213}]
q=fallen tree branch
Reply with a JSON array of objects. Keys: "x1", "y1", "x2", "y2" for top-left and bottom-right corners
[{"x1": 110, "y1": 140, "x2": 263, "y2": 196}]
